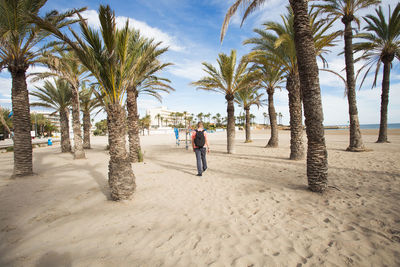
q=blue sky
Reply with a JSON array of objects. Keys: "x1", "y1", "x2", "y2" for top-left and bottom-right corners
[{"x1": 0, "y1": 0, "x2": 399, "y2": 125}]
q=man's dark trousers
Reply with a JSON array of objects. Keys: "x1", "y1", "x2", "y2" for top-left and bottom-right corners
[{"x1": 195, "y1": 147, "x2": 207, "y2": 175}]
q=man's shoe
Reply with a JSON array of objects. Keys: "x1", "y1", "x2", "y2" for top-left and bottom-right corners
[
  {"x1": 203, "y1": 167, "x2": 207, "y2": 172},
  {"x1": 196, "y1": 173, "x2": 202, "y2": 176}
]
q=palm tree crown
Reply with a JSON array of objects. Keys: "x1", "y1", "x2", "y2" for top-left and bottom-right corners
[
  {"x1": 0, "y1": 0, "x2": 83, "y2": 72},
  {"x1": 234, "y1": 87, "x2": 264, "y2": 110},
  {"x1": 191, "y1": 50, "x2": 261, "y2": 98},
  {"x1": 355, "y1": 3, "x2": 400, "y2": 87},
  {"x1": 354, "y1": 3, "x2": 400, "y2": 143},
  {"x1": 314, "y1": 0, "x2": 381, "y2": 26},
  {"x1": 30, "y1": 78, "x2": 72, "y2": 112}
]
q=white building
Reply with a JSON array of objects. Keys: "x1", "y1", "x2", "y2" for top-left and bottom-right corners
[
  {"x1": 31, "y1": 110, "x2": 61, "y2": 130},
  {"x1": 146, "y1": 106, "x2": 177, "y2": 128}
]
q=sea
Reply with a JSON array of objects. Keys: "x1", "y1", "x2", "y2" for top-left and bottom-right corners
[{"x1": 326, "y1": 123, "x2": 400, "y2": 130}]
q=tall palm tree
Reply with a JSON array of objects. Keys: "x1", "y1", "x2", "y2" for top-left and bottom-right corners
[
  {"x1": 79, "y1": 83, "x2": 101, "y2": 149},
  {"x1": 245, "y1": 7, "x2": 336, "y2": 159},
  {"x1": 354, "y1": 3, "x2": 400, "y2": 143},
  {"x1": 155, "y1": 113, "x2": 161, "y2": 127},
  {"x1": 216, "y1": 113, "x2": 222, "y2": 127},
  {"x1": 191, "y1": 50, "x2": 261, "y2": 153},
  {"x1": 259, "y1": 63, "x2": 284, "y2": 147},
  {"x1": 0, "y1": 0, "x2": 83, "y2": 176},
  {"x1": 33, "y1": 49, "x2": 87, "y2": 159},
  {"x1": 197, "y1": 112, "x2": 204, "y2": 122},
  {"x1": 32, "y1": 5, "x2": 137, "y2": 200},
  {"x1": 124, "y1": 31, "x2": 173, "y2": 162},
  {"x1": 235, "y1": 86, "x2": 264, "y2": 142},
  {"x1": 315, "y1": 0, "x2": 381, "y2": 151},
  {"x1": 221, "y1": 0, "x2": 329, "y2": 192},
  {"x1": 30, "y1": 78, "x2": 72, "y2": 152}
]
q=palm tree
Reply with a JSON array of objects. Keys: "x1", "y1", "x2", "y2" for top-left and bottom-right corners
[
  {"x1": 221, "y1": 0, "x2": 329, "y2": 192},
  {"x1": 215, "y1": 113, "x2": 222, "y2": 127},
  {"x1": 30, "y1": 78, "x2": 72, "y2": 152},
  {"x1": 315, "y1": 0, "x2": 381, "y2": 151},
  {"x1": 0, "y1": 0, "x2": 82, "y2": 176},
  {"x1": 354, "y1": 3, "x2": 400, "y2": 143},
  {"x1": 79, "y1": 83, "x2": 101, "y2": 149},
  {"x1": 155, "y1": 113, "x2": 161, "y2": 127},
  {"x1": 205, "y1": 113, "x2": 212, "y2": 124},
  {"x1": 197, "y1": 112, "x2": 204, "y2": 122},
  {"x1": 191, "y1": 50, "x2": 261, "y2": 153},
  {"x1": 245, "y1": 7, "x2": 336, "y2": 159},
  {"x1": 235, "y1": 86, "x2": 264, "y2": 142},
  {"x1": 32, "y1": 5, "x2": 137, "y2": 200},
  {"x1": 33, "y1": 49, "x2": 87, "y2": 159},
  {"x1": 124, "y1": 31, "x2": 173, "y2": 162},
  {"x1": 259, "y1": 64, "x2": 284, "y2": 147}
]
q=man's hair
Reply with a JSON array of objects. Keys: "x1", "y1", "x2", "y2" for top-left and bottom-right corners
[{"x1": 197, "y1": 122, "x2": 203, "y2": 128}]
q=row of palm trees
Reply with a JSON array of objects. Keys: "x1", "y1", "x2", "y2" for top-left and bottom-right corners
[
  {"x1": 1, "y1": 1, "x2": 173, "y2": 201},
  {"x1": 155, "y1": 111, "x2": 260, "y2": 130},
  {"x1": 30, "y1": 78, "x2": 100, "y2": 152},
  {"x1": 192, "y1": 0, "x2": 399, "y2": 192},
  {"x1": 1, "y1": 0, "x2": 398, "y2": 197}
]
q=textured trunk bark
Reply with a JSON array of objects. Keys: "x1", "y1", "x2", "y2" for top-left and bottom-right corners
[
  {"x1": 60, "y1": 108, "x2": 72, "y2": 152},
  {"x1": 127, "y1": 88, "x2": 141, "y2": 162},
  {"x1": 343, "y1": 19, "x2": 365, "y2": 151},
  {"x1": 83, "y1": 110, "x2": 91, "y2": 149},
  {"x1": 377, "y1": 60, "x2": 391, "y2": 143},
  {"x1": 226, "y1": 94, "x2": 235, "y2": 154},
  {"x1": 244, "y1": 107, "x2": 251, "y2": 142},
  {"x1": 287, "y1": 72, "x2": 305, "y2": 160},
  {"x1": 10, "y1": 68, "x2": 33, "y2": 177},
  {"x1": 107, "y1": 103, "x2": 136, "y2": 201},
  {"x1": 290, "y1": 0, "x2": 328, "y2": 192},
  {"x1": 266, "y1": 89, "x2": 278, "y2": 147},
  {"x1": 71, "y1": 87, "x2": 85, "y2": 158}
]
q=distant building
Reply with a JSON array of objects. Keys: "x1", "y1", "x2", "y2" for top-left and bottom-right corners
[
  {"x1": 146, "y1": 106, "x2": 177, "y2": 128},
  {"x1": 31, "y1": 110, "x2": 61, "y2": 130}
]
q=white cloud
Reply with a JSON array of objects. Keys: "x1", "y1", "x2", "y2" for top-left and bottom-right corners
[
  {"x1": 79, "y1": 10, "x2": 184, "y2": 52},
  {"x1": 168, "y1": 60, "x2": 206, "y2": 81}
]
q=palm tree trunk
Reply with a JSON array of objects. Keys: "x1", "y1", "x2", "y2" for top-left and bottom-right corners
[
  {"x1": 127, "y1": 88, "x2": 141, "y2": 162},
  {"x1": 11, "y1": 68, "x2": 33, "y2": 177},
  {"x1": 244, "y1": 107, "x2": 251, "y2": 142},
  {"x1": 226, "y1": 94, "x2": 235, "y2": 154},
  {"x1": 287, "y1": 72, "x2": 305, "y2": 160},
  {"x1": 266, "y1": 89, "x2": 278, "y2": 147},
  {"x1": 60, "y1": 108, "x2": 71, "y2": 152},
  {"x1": 290, "y1": 0, "x2": 328, "y2": 192},
  {"x1": 343, "y1": 19, "x2": 365, "y2": 151},
  {"x1": 71, "y1": 87, "x2": 85, "y2": 158},
  {"x1": 83, "y1": 110, "x2": 91, "y2": 149},
  {"x1": 107, "y1": 103, "x2": 136, "y2": 200},
  {"x1": 377, "y1": 60, "x2": 391, "y2": 143}
]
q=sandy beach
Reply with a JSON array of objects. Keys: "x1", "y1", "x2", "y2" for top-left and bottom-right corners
[{"x1": 0, "y1": 129, "x2": 399, "y2": 266}]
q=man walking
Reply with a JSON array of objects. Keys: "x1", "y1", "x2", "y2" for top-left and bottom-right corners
[{"x1": 192, "y1": 122, "x2": 210, "y2": 176}]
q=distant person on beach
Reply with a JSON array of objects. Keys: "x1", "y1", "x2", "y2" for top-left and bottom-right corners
[{"x1": 192, "y1": 122, "x2": 210, "y2": 176}]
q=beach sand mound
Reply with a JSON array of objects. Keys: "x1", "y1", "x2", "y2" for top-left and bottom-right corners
[{"x1": 0, "y1": 129, "x2": 399, "y2": 266}]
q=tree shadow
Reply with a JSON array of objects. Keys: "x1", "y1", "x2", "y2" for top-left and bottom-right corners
[{"x1": 145, "y1": 157, "x2": 196, "y2": 176}]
